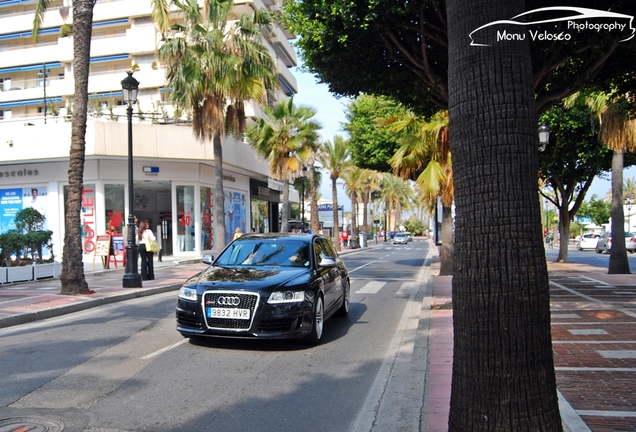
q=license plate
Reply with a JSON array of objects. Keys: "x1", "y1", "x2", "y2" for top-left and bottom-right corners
[{"x1": 206, "y1": 308, "x2": 250, "y2": 320}]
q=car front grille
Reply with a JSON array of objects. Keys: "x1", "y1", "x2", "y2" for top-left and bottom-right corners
[{"x1": 203, "y1": 291, "x2": 259, "y2": 331}]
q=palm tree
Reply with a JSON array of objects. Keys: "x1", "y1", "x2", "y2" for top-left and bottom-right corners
[
  {"x1": 380, "y1": 174, "x2": 412, "y2": 232},
  {"x1": 383, "y1": 109, "x2": 454, "y2": 275},
  {"x1": 566, "y1": 92, "x2": 636, "y2": 274},
  {"x1": 341, "y1": 167, "x2": 366, "y2": 243},
  {"x1": 360, "y1": 169, "x2": 382, "y2": 234},
  {"x1": 33, "y1": 0, "x2": 97, "y2": 295},
  {"x1": 317, "y1": 135, "x2": 352, "y2": 251},
  {"x1": 158, "y1": 0, "x2": 276, "y2": 247},
  {"x1": 246, "y1": 98, "x2": 321, "y2": 232}
]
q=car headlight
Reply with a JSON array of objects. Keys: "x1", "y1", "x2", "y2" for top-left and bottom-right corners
[
  {"x1": 178, "y1": 286, "x2": 198, "y2": 301},
  {"x1": 267, "y1": 291, "x2": 305, "y2": 304}
]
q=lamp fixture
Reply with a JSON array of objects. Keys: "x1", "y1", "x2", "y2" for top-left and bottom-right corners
[{"x1": 538, "y1": 123, "x2": 550, "y2": 152}]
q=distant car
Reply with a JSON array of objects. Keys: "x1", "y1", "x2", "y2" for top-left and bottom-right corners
[
  {"x1": 176, "y1": 233, "x2": 350, "y2": 345},
  {"x1": 393, "y1": 232, "x2": 408, "y2": 244},
  {"x1": 577, "y1": 233, "x2": 600, "y2": 251},
  {"x1": 404, "y1": 232, "x2": 413, "y2": 242},
  {"x1": 595, "y1": 232, "x2": 636, "y2": 254}
]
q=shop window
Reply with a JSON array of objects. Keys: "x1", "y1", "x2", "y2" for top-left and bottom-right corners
[
  {"x1": 251, "y1": 199, "x2": 269, "y2": 233},
  {"x1": 64, "y1": 184, "x2": 96, "y2": 255},
  {"x1": 224, "y1": 191, "x2": 247, "y2": 246},
  {"x1": 177, "y1": 185, "x2": 195, "y2": 252},
  {"x1": 105, "y1": 184, "x2": 125, "y2": 234},
  {"x1": 200, "y1": 186, "x2": 216, "y2": 251}
]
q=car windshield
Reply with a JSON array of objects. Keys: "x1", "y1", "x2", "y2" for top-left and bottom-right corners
[
  {"x1": 216, "y1": 239, "x2": 310, "y2": 267},
  {"x1": 395, "y1": 233, "x2": 405, "y2": 238}
]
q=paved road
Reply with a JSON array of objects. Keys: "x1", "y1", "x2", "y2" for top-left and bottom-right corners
[{"x1": 0, "y1": 240, "x2": 434, "y2": 432}]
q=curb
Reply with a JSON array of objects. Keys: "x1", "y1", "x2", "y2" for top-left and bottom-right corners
[{"x1": 0, "y1": 283, "x2": 182, "y2": 330}]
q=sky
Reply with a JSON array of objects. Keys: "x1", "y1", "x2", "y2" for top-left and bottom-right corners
[{"x1": 290, "y1": 66, "x2": 353, "y2": 210}]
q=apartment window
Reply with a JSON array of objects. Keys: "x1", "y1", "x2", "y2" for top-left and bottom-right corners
[{"x1": 0, "y1": 77, "x2": 9, "y2": 91}]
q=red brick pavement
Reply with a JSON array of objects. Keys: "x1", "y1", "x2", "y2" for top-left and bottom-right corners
[{"x1": 425, "y1": 264, "x2": 636, "y2": 432}]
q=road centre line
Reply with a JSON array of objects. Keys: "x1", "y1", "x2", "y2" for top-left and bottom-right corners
[{"x1": 141, "y1": 339, "x2": 188, "y2": 360}]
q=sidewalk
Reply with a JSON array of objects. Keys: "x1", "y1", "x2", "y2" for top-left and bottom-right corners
[{"x1": 424, "y1": 259, "x2": 636, "y2": 432}]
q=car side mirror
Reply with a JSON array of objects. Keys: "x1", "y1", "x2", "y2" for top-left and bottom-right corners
[
  {"x1": 202, "y1": 254, "x2": 214, "y2": 265},
  {"x1": 319, "y1": 257, "x2": 337, "y2": 267}
]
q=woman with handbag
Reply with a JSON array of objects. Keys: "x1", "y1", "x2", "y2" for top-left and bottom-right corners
[{"x1": 137, "y1": 219, "x2": 157, "y2": 280}]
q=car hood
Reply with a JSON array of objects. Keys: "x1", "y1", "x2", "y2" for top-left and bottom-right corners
[{"x1": 191, "y1": 265, "x2": 310, "y2": 291}]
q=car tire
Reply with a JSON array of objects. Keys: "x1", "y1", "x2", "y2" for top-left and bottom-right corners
[
  {"x1": 336, "y1": 281, "x2": 350, "y2": 317},
  {"x1": 595, "y1": 246, "x2": 602, "y2": 253},
  {"x1": 305, "y1": 295, "x2": 324, "y2": 345}
]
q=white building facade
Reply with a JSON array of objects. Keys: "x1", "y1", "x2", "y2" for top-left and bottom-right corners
[{"x1": 0, "y1": 0, "x2": 299, "y2": 261}]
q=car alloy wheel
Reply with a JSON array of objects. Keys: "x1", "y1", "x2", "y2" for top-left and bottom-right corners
[{"x1": 306, "y1": 295, "x2": 324, "y2": 345}]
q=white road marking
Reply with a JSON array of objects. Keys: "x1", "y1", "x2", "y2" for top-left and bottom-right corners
[
  {"x1": 141, "y1": 338, "x2": 188, "y2": 360},
  {"x1": 356, "y1": 281, "x2": 386, "y2": 294}
]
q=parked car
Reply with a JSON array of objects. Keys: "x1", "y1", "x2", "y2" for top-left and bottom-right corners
[
  {"x1": 393, "y1": 232, "x2": 408, "y2": 244},
  {"x1": 176, "y1": 233, "x2": 350, "y2": 345},
  {"x1": 595, "y1": 232, "x2": 636, "y2": 254},
  {"x1": 577, "y1": 233, "x2": 601, "y2": 251}
]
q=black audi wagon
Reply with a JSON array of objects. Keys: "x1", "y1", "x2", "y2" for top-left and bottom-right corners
[{"x1": 176, "y1": 233, "x2": 350, "y2": 344}]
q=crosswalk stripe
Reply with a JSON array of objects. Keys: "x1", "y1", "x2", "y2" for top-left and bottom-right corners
[{"x1": 356, "y1": 281, "x2": 386, "y2": 294}]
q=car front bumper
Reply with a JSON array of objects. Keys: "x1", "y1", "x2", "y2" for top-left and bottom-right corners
[{"x1": 176, "y1": 296, "x2": 315, "y2": 339}]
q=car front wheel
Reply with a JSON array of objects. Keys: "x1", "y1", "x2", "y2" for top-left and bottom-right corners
[{"x1": 305, "y1": 295, "x2": 324, "y2": 345}]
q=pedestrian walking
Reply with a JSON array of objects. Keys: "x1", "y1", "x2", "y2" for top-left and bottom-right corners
[{"x1": 137, "y1": 219, "x2": 156, "y2": 280}]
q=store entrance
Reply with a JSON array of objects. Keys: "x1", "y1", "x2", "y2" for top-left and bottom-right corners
[{"x1": 133, "y1": 180, "x2": 173, "y2": 257}]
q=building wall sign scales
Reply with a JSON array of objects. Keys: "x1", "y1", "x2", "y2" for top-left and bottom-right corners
[{"x1": 0, "y1": 168, "x2": 39, "y2": 179}]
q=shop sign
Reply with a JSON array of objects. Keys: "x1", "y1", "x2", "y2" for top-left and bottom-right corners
[{"x1": 82, "y1": 187, "x2": 96, "y2": 253}]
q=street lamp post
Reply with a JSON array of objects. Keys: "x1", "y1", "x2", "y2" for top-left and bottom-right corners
[
  {"x1": 544, "y1": 199, "x2": 549, "y2": 241},
  {"x1": 38, "y1": 63, "x2": 49, "y2": 124},
  {"x1": 384, "y1": 201, "x2": 388, "y2": 243},
  {"x1": 121, "y1": 71, "x2": 142, "y2": 288},
  {"x1": 300, "y1": 165, "x2": 307, "y2": 232},
  {"x1": 627, "y1": 196, "x2": 633, "y2": 233}
]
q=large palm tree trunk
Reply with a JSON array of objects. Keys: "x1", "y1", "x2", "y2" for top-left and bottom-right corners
[
  {"x1": 332, "y1": 179, "x2": 341, "y2": 251},
  {"x1": 439, "y1": 205, "x2": 454, "y2": 276},
  {"x1": 60, "y1": 0, "x2": 94, "y2": 295},
  {"x1": 609, "y1": 150, "x2": 630, "y2": 273},
  {"x1": 281, "y1": 179, "x2": 290, "y2": 232},
  {"x1": 447, "y1": 0, "x2": 561, "y2": 429},
  {"x1": 214, "y1": 132, "x2": 226, "y2": 248},
  {"x1": 309, "y1": 164, "x2": 319, "y2": 233}
]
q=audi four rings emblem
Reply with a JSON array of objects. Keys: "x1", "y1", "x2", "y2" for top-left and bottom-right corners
[{"x1": 217, "y1": 296, "x2": 240, "y2": 306}]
